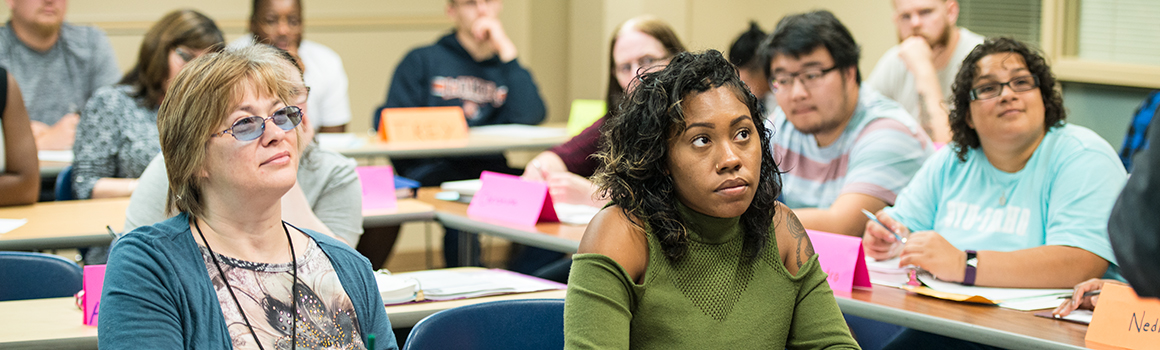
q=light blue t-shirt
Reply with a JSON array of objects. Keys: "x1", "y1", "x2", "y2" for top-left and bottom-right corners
[{"x1": 885, "y1": 124, "x2": 1127, "y2": 277}]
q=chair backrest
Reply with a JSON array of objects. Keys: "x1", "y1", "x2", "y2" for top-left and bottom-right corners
[
  {"x1": 0, "y1": 251, "x2": 84, "y2": 301},
  {"x1": 403, "y1": 299, "x2": 564, "y2": 350},
  {"x1": 54, "y1": 165, "x2": 75, "y2": 201}
]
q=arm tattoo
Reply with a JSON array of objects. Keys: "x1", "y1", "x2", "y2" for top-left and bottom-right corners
[{"x1": 786, "y1": 212, "x2": 814, "y2": 268}]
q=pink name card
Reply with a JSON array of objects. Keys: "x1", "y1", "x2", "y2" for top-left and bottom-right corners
[
  {"x1": 466, "y1": 171, "x2": 558, "y2": 226},
  {"x1": 83, "y1": 264, "x2": 106, "y2": 326},
  {"x1": 806, "y1": 229, "x2": 871, "y2": 295},
  {"x1": 357, "y1": 166, "x2": 398, "y2": 211}
]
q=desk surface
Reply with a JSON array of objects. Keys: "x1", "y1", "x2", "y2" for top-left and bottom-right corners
[
  {"x1": 0, "y1": 198, "x2": 435, "y2": 251},
  {"x1": 0, "y1": 198, "x2": 129, "y2": 251},
  {"x1": 328, "y1": 127, "x2": 569, "y2": 159},
  {"x1": 843, "y1": 285, "x2": 1087, "y2": 349},
  {"x1": 417, "y1": 187, "x2": 586, "y2": 253},
  {"x1": 0, "y1": 289, "x2": 566, "y2": 350}
]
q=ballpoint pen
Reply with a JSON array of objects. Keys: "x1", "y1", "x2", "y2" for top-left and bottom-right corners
[
  {"x1": 1059, "y1": 290, "x2": 1102, "y2": 299},
  {"x1": 861, "y1": 209, "x2": 907, "y2": 244}
]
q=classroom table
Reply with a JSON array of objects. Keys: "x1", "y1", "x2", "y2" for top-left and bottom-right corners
[
  {"x1": 0, "y1": 198, "x2": 129, "y2": 251},
  {"x1": 325, "y1": 125, "x2": 570, "y2": 159},
  {"x1": 416, "y1": 187, "x2": 585, "y2": 253},
  {"x1": 0, "y1": 289, "x2": 566, "y2": 350},
  {"x1": 417, "y1": 187, "x2": 1090, "y2": 348},
  {"x1": 836, "y1": 287, "x2": 1088, "y2": 349},
  {"x1": 0, "y1": 198, "x2": 436, "y2": 251},
  {"x1": 39, "y1": 160, "x2": 68, "y2": 179}
]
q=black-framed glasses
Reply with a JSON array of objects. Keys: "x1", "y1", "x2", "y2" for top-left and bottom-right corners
[
  {"x1": 211, "y1": 106, "x2": 303, "y2": 141},
  {"x1": 969, "y1": 75, "x2": 1039, "y2": 101},
  {"x1": 770, "y1": 65, "x2": 841, "y2": 93}
]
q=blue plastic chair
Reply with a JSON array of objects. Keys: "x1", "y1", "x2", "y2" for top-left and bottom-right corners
[
  {"x1": 0, "y1": 251, "x2": 84, "y2": 301},
  {"x1": 54, "y1": 165, "x2": 75, "y2": 201},
  {"x1": 403, "y1": 299, "x2": 564, "y2": 350}
]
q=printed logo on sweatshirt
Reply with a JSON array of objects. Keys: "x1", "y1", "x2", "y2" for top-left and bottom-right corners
[
  {"x1": 938, "y1": 201, "x2": 1031, "y2": 236},
  {"x1": 431, "y1": 76, "x2": 509, "y2": 120}
]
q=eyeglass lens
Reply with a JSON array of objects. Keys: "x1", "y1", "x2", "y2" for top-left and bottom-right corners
[{"x1": 227, "y1": 106, "x2": 302, "y2": 141}]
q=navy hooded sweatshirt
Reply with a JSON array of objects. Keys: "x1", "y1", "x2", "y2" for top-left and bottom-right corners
[{"x1": 376, "y1": 30, "x2": 547, "y2": 185}]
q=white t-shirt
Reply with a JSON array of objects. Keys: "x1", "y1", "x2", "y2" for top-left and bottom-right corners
[
  {"x1": 231, "y1": 35, "x2": 352, "y2": 131},
  {"x1": 866, "y1": 27, "x2": 985, "y2": 125}
]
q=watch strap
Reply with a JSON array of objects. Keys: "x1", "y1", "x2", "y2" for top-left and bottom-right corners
[{"x1": 963, "y1": 250, "x2": 978, "y2": 286}]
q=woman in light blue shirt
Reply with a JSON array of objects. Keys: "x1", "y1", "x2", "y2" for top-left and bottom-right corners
[{"x1": 863, "y1": 37, "x2": 1125, "y2": 290}]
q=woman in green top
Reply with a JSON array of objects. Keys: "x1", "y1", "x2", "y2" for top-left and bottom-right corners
[{"x1": 564, "y1": 50, "x2": 859, "y2": 349}]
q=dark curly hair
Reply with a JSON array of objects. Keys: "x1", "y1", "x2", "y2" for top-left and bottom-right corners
[
  {"x1": 949, "y1": 37, "x2": 1066, "y2": 161},
  {"x1": 593, "y1": 49, "x2": 783, "y2": 262}
]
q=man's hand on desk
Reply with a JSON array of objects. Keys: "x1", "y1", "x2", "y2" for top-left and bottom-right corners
[{"x1": 32, "y1": 113, "x2": 80, "y2": 150}]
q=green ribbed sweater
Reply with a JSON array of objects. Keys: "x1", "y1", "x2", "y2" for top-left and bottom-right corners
[{"x1": 564, "y1": 204, "x2": 860, "y2": 349}]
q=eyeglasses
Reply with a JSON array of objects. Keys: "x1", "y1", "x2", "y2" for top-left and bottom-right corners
[
  {"x1": 969, "y1": 75, "x2": 1039, "y2": 101},
  {"x1": 211, "y1": 106, "x2": 303, "y2": 141},
  {"x1": 175, "y1": 47, "x2": 195, "y2": 63},
  {"x1": 615, "y1": 55, "x2": 671, "y2": 77},
  {"x1": 295, "y1": 87, "x2": 311, "y2": 106},
  {"x1": 770, "y1": 65, "x2": 841, "y2": 93}
]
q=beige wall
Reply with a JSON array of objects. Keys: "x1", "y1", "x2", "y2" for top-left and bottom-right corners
[{"x1": 0, "y1": 0, "x2": 897, "y2": 135}]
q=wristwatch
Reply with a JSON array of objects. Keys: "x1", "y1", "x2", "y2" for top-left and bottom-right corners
[{"x1": 963, "y1": 250, "x2": 978, "y2": 286}]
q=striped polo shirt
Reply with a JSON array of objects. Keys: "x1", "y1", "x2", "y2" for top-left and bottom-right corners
[{"x1": 768, "y1": 87, "x2": 933, "y2": 209}]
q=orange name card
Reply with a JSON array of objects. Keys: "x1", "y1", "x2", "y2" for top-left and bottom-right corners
[
  {"x1": 378, "y1": 106, "x2": 469, "y2": 142},
  {"x1": 1085, "y1": 283, "x2": 1160, "y2": 350}
]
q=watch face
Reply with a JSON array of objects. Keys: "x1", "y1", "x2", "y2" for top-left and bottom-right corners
[{"x1": 967, "y1": 257, "x2": 979, "y2": 267}]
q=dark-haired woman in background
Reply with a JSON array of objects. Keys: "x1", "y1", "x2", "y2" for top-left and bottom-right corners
[
  {"x1": 863, "y1": 37, "x2": 1126, "y2": 349},
  {"x1": 564, "y1": 50, "x2": 857, "y2": 349},
  {"x1": 72, "y1": 9, "x2": 223, "y2": 199}
]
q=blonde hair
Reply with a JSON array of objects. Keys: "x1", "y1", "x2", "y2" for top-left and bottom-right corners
[{"x1": 158, "y1": 44, "x2": 299, "y2": 218}]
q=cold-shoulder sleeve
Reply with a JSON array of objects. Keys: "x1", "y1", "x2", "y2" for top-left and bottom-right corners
[{"x1": 564, "y1": 253, "x2": 637, "y2": 349}]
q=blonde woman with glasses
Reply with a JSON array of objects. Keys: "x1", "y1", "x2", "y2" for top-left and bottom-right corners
[{"x1": 99, "y1": 44, "x2": 396, "y2": 350}]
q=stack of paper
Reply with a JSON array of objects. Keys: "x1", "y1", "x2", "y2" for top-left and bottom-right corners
[
  {"x1": 376, "y1": 269, "x2": 565, "y2": 305},
  {"x1": 554, "y1": 203, "x2": 600, "y2": 225},
  {"x1": 909, "y1": 271, "x2": 1072, "y2": 310},
  {"x1": 866, "y1": 257, "x2": 911, "y2": 287},
  {"x1": 470, "y1": 124, "x2": 567, "y2": 139}
]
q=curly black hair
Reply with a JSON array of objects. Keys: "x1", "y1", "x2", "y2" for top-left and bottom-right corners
[
  {"x1": 949, "y1": 37, "x2": 1066, "y2": 161},
  {"x1": 593, "y1": 49, "x2": 783, "y2": 262}
]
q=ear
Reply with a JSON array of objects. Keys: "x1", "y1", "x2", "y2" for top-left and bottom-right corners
[
  {"x1": 445, "y1": 2, "x2": 457, "y2": 20},
  {"x1": 945, "y1": 0, "x2": 961, "y2": 26}
]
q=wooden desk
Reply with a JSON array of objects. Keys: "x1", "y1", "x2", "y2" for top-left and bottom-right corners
[
  {"x1": 0, "y1": 198, "x2": 128, "y2": 251},
  {"x1": 417, "y1": 188, "x2": 585, "y2": 253},
  {"x1": 39, "y1": 160, "x2": 68, "y2": 179},
  {"x1": 837, "y1": 287, "x2": 1088, "y2": 349},
  {"x1": 327, "y1": 126, "x2": 569, "y2": 159},
  {"x1": 0, "y1": 198, "x2": 435, "y2": 251},
  {"x1": 0, "y1": 290, "x2": 566, "y2": 349}
]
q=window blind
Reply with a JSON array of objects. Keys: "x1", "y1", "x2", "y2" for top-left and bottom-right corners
[
  {"x1": 957, "y1": 0, "x2": 1042, "y2": 47},
  {"x1": 1077, "y1": 0, "x2": 1160, "y2": 65}
]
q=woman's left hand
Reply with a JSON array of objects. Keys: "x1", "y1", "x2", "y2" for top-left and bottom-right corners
[{"x1": 899, "y1": 231, "x2": 966, "y2": 283}]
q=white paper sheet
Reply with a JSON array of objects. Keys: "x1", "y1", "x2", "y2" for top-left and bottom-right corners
[
  {"x1": 315, "y1": 133, "x2": 363, "y2": 150},
  {"x1": 916, "y1": 271, "x2": 1072, "y2": 309},
  {"x1": 866, "y1": 257, "x2": 912, "y2": 287},
  {"x1": 38, "y1": 150, "x2": 74, "y2": 162},
  {"x1": 0, "y1": 218, "x2": 28, "y2": 234},
  {"x1": 554, "y1": 203, "x2": 600, "y2": 225}
]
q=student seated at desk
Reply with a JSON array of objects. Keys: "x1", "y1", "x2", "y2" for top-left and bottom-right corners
[
  {"x1": 123, "y1": 50, "x2": 361, "y2": 246},
  {"x1": 0, "y1": 68, "x2": 38, "y2": 206},
  {"x1": 72, "y1": 10, "x2": 223, "y2": 199},
  {"x1": 863, "y1": 38, "x2": 1126, "y2": 349},
  {"x1": 564, "y1": 50, "x2": 858, "y2": 349},
  {"x1": 100, "y1": 45, "x2": 395, "y2": 349},
  {"x1": 522, "y1": 15, "x2": 684, "y2": 208}
]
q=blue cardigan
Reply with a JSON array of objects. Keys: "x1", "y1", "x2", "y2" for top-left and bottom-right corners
[{"x1": 98, "y1": 212, "x2": 398, "y2": 349}]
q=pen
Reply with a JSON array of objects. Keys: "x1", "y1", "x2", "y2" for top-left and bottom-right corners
[
  {"x1": 106, "y1": 225, "x2": 117, "y2": 238},
  {"x1": 861, "y1": 209, "x2": 907, "y2": 244},
  {"x1": 1059, "y1": 290, "x2": 1101, "y2": 299}
]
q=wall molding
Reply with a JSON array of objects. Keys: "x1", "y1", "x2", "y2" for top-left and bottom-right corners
[{"x1": 90, "y1": 15, "x2": 450, "y2": 36}]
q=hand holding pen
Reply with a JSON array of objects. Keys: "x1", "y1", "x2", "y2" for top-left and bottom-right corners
[
  {"x1": 1052, "y1": 278, "x2": 1122, "y2": 318},
  {"x1": 861, "y1": 209, "x2": 910, "y2": 261}
]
